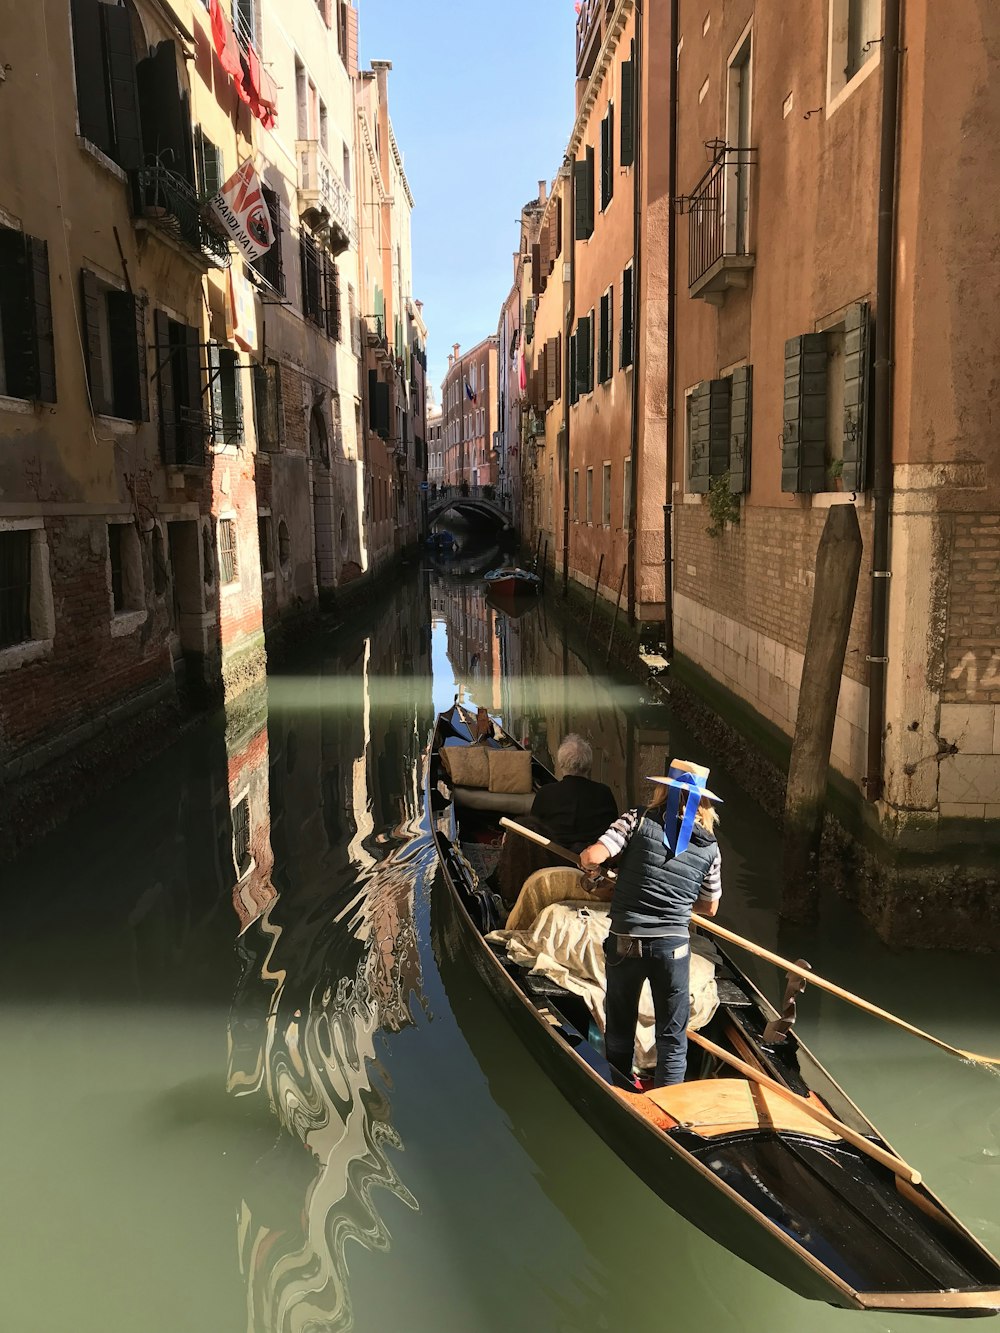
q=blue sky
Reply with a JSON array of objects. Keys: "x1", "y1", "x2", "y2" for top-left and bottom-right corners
[{"x1": 359, "y1": 0, "x2": 576, "y2": 402}]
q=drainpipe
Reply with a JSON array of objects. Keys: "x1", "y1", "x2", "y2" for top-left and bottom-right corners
[
  {"x1": 626, "y1": 0, "x2": 643, "y2": 625},
  {"x1": 662, "y1": 0, "x2": 678, "y2": 657},
  {"x1": 563, "y1": 159, "x2": 575, "y2": 594},
  {"x1": 865, "y1": 0, "x2": 903, "y2": 803}
]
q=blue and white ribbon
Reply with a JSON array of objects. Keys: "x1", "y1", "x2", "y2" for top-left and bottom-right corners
[{"x1": 662, "y1": 768, "x2": 706, "y2": 856}]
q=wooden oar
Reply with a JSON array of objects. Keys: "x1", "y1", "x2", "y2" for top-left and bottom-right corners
[
  {"x1": 684, "y1": 1030, "x2": 922, "y2": 1184},
  {"x1": 499, "y1": 817, "x2": 1000, "y2": 1070}
]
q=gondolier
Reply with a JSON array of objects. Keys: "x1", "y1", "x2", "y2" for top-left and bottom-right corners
[{"x1": 580, "y1": 760, "x2": 723, "y2": 1088}]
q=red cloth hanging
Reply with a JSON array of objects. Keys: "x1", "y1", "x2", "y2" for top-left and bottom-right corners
[
  {"x1": 257, "y1": 65, "x2": 279, "y2": 131},
  {"x1": 209, "y1": 0, "x2": 242, "y2": 79}
]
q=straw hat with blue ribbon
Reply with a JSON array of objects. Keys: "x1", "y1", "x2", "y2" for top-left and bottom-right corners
[{"x1": 648, "y1": 760, "x2": 723, "y2": 855}]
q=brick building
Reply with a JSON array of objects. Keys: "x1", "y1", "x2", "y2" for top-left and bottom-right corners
[{"x1": 440, "y1": 336, "x2": 499, "y2": 490}]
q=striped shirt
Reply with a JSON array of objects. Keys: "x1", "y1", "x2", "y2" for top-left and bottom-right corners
[{"x1": 597, "y1": 809, "x2": 722, "y2": 902}]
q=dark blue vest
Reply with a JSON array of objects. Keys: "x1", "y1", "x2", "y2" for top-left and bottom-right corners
[{"x1": 611, "y1": 811, "x2": 718, "y2": 937}]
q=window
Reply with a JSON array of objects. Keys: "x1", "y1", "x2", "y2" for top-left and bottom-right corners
[
  {"x1": 194, "y1": 127, "x2": 223, "y2": 199},
  {"x1": 232, "y1": 795, "x2": 252, "y2": 877},
  {"x1": 725, "y1": 31, "x2": 753, "y2": 256},
  {"x1": 572, "y1": 469, "x2": 579, "y2": 521},
  {"x1": 107, "y1": 520, "x2": 144, "y2": 615},
  {"x1": 574, "y1": 145, "x2": 595, "y2": 240},
  {"x1": 153, "y1": 310, "x2": 206, "y2": 466},
  {"x1": 829, "y1": 0, "x2": 879, "y2": 101},
  {"x1": 603, "y1": 462, "x2": 612, "y2": 525},
  {"x1": 600, "y1": 103, "x2": 615, "y2": 211},
  {"x1": 623, "y1": 458, "x2": 632, "y2": 527},
  {"x1": 0, "y1": 227, "x2": 56, "y2": 402},
  {"x1": 688, "y1": 365, "x2": 753, "y2": 496},
  {"x1": 586, "y1": 468, "x2": 594, "y2": 523},
  {"x1": 301, "y1": 232, "x2": 323, "y2": 326},
  {"x1": 343, "y1": 143, "x2": 352, "y2": 191},
  {"x1": 621, "y1": 262, "x2": 634, "y2": 368},
  {"x1": 319, "y1": 101, "x2": 328, "y2": 152},
  {"x1": 0, "y1": 522, "x2": 55, "y2": 658},
  {"x1": 258, "y1": 513, "x2": 273, "y2": 575},
  {"x1": 69, "y1": 0, "x2": 142, "y2": 169},
  {"x1": 250, "y1": 186, "x2": 284, "y2": 292},
  {"x1": 80, "y1": 270, "x2": 148, "y2": 419},
  {"x1": 252, "y1": 361, "x2": 283, "y2": 451},
  {"x1": 208, "y1": 344, "x2": 243, "y2": 446},
  {"x1": 234, "y1": 0, "x2": 257, "y2": 51},
  {"x1": 218, "y1": 518, "x2": 239, "y2": 584},
  {"x1": 783, "y1": 304, "x2": 869, "y2": 492},
  {"x1": 295, "y1": 58, "x2": 308, "y2": 139},
  {"x1": 575, "y1": 311, "x2": 594, "y2": 396},
  {"x1": 599, "y1": 286, "x2": 614, "y2": 384},
  {"x1": 620, "y1": 43, "x2": 636, "y2": 167}
]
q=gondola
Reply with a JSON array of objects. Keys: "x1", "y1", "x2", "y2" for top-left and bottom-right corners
[
  {"x1": 483, "y1": 566, "x2": 541, "y2": 598},
  {"x1": 426, "y1": 703, "x2": 1000, "y2": 1315}
]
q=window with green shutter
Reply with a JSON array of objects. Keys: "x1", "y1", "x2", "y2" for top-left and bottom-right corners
[
  {"x1": 729, "y1": 364, "x2": 752, "y2": 494},
  {"x1": 0, "y1": 228, "x2": 56, "y2": 403},
  {"x1": 687, "y1": 379, "x2": 732, "y2": 494},
  {"x1": 574, "y1": 146, "x2": 594, "y2": 240},
  {"x1": 620, "y1": 45, "x2": 635, "y2": 168},
  {"x1": 841, "y1": 301, "x2": 870, "y2": 492},
  {"x1": 782, "y1": 307, "x2": 870, "y2": 493},
  {"x1": 782, "y1": 333, "x2": 828, "y2": 493}
]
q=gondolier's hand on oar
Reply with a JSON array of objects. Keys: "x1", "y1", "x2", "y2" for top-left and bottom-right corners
[{"x1": 579, "y1": 840, "x2": 616, "y2": 898}]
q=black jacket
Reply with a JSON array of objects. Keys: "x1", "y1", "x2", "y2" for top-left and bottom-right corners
[{"x1": 530, "y1": 775, "x2": 619, "y2": 853}]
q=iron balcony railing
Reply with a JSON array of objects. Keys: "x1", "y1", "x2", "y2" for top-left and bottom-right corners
[
  {"x1": 296, "y1": 140, "x2": 357, "y2": 249},
  {"x1": 681, "y1": 146, "x2": 756, "y2": 288},
  {"x1": 134, "y1": 161, "x2": 231, "y2": 266},
  {"x1": 575, "y1": 0, "x2": 613, "y2": 78}
]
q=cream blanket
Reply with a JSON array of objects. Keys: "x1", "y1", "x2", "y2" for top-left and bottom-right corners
[{"x1": 487, "y1": 903, "x2": 719, "y2": 1071}]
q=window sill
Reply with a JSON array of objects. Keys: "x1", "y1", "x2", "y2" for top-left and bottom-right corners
[
  {"x1": 682, "y1": 493, "x2": 703, "y2": 505},
  {"x1": 0, "y1": 394, "x2": 35, "y2": 416},
  {"x1": 811, "y1": 490, "x2": 868, "y2": 510},
  {"x1": 96, "y1": 415, "x2": 139, "y2": 436},
  {"x1": 220, "y1": 580, "x2": 243, "y2": 596},
  {"x1": 133, "y1": 219, "x2": 214, "y2": 274},
  {"x1": 826, "y1": 50, "x2": 881, "y2": 119},
  {"x1": 110, "y1": 609, "x2": 147, "y2": 638},
  {"x1": 77, "y1": 136, "x2": 128, "y2": 184},
  {"x1": 0, "y1": 637, "x2": 53, "y2": 674}
]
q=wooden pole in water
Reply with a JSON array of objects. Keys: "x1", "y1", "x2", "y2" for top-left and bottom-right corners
[
  {"x1": 542, "y1": 538, "x2": 548, "y2": 589},
  {"x1": 587, "y1": 553, "x2": 605, "y2": 641},
  {"x1": 782, "y1": 503, "x2": 864, "y2": 923},
  {"x1": 606, "y1": 564, "x2": 626, "y2": 666},
  {"x1": 534, "y1": 530, "x2": 542, "y2": 569}
]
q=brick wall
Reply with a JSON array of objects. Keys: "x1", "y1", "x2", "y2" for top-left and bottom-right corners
[{"x1": 943, "y1": 513, "x2": 1000, "y2": 704}]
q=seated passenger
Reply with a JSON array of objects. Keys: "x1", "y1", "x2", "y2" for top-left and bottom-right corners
[{"x1": 530, "y1": 734, "x2": 619, "y2": 853}]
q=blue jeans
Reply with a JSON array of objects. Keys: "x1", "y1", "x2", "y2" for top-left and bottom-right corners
[{"x1": 603, "y1": 933, "x2": 691, "y2": 1087}]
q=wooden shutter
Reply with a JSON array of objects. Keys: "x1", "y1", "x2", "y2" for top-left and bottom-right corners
[
  {"x1": 620, "y1": 263, "x2": 634, "y2": 368},
  {"x1": 324, "y1": 259, "x2": 341, "y2": 340},
  {"x1": 26, "y1": 236, "x2": 56, "y2": 404},
  {"x1": 81, "y1": 271, "x2": 108, "y2": 414},
  {"x1": 106, "y1": 289, "x2": 148, "y2": 421},
  {"x1": 137, "y1": 42, "x2": 194, "y2": 186},
  {"x1": 368, "y1": 368, "x2": 378, "y2": 429},
  {"x1": 182, "y1": 322, "x2": 204, "y2": 464},
  {"x1": 620, "y1": 51, "x2": 635, "y2": 167},
  {"x1": 194, "y1": 127, "x2": 222, "y2": 198},
  {"x1": 252, "y1": 362, "x2": 280, "y2": 451},
  {"x1": 602, "y1": 105, "x2": 615, "y2": 209},
  {"x1": 576, "y1": 314, "x2": 592, "y2": 395},
  {"x1": 0, "y1": 228, "x2": 31, "y2": 399},
  {"x1": 154, "y1": 309, "x2": 177, "y2": 463},
  {"x1": 207, "y1": 342, "x2": 224, "y2": 443},
  {"x1": 729, "y1": 364, "x2": 752, "y2": 494},
  {"x1": 841, "y1": 301, "x2": 870, "y2": 492},
  {"x1": 782, "y1": 333, "x2": 827, "y2": 493},
  {"x1": 101, "y1": 1, "x2": 142, "y2": 169},
  {"x1": 71, "y1": 0, "x2": 112, "y2": 153},
  {"x1": 553, "y1": 197, "x2": 563, "y2": 259},
  {"x1": 345, "y1": 5, "x2": 359, "y2": 77},
  {"x1": 569, "y1": 330, "x2": 578, "y2": 405},
  {"x1": 574, "y1": 148, "x2": 594, "y2": 240},
  {"x1": 546, "y1": 335, "x2": 560, "y2": 403},
  {"x1": 374, "y1": 380, "x2": 391, "y2": 438},
  {"x1": 531, "y1": 243, "x2": 542, "y2": 296},
  {"x1": 688, "y1": 382, "x2": 710, "y2": 493},
  {"x1": 708, "y1": 377, "x2": 732, "y2": 479}
]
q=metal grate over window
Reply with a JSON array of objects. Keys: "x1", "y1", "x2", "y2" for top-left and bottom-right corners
[
  {"x1": 232, "y1": 796, "x2": 251, "y2": 876},
  {"x1": 219, "y1": 518, "x2": 239, "y2": 584},
  {"x1": 0, "y1": 529, "x2": 32, "y2": 648}
]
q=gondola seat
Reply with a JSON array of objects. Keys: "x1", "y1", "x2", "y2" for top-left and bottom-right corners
[{"x1": 452, "y1": 785, "x2": 536, "y2": 815}]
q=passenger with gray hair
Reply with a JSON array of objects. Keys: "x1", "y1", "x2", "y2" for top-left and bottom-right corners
[{"x1": 529, "y1": 733, "x2": 619, "y2": 854}]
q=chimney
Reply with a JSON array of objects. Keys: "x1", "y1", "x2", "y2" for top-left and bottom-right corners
[
  {"x1": 453, "y1": 342, "x2": 460, "y2": 360},
  {"x1": 538, "y1": 179, "x2": 547, "y2": 205},
  {"x1": 447, "y1": 353, "x2": 453, "y2": 369}
]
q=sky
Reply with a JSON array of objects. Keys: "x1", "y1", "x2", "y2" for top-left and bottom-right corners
[{"x1": 359, "y1": 0, "x2": 576, "y2": 402}]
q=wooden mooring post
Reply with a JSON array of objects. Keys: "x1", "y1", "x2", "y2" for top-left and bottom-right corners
[
  {"x1": 605, "y1": 564, "x2": 627, "y2": 667},
  {"x1": 533, "y1": 530, "x2": 542, "y2": 569},
  {"x1": 586, "y1": 553, "x2": 605, "y2": 641},
  {"x1": 782, "y1": 504, "x2": 864, "y2": 924},
  {"x1": 541, "y1": 538, "x2": 548, "y2": 589}
]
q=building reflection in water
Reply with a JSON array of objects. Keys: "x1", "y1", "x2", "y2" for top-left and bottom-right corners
[{"x1": 224, "y1": 574, "x2": 433, "y2": 1333}]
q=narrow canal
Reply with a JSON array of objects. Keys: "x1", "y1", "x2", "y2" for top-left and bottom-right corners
[{"x1": 1, "y1": 563, "x2": 997, "y2": 1333}]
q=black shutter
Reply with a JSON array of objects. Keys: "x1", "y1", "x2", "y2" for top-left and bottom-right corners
[
  {"x1": 729, "y1": 364, "x2": 752, "y2": 495},
  {"x1": 71, "y1": 0, "x2": 112, "y2": 153},
  {"x1": 841, "y1": 301, "x2": 871, "y2": 492},
  {"x1": 253, "y1": 362, "x2": 281, "y2": 451},
  {"x1": 620, "y1": 53, "x2": 635, "y2": 167},
  {"x1": 708, "y1": 377, "x2": 732, "y2": 479},
  {"x1": 574, "y1": 147, "x2": 594, "y2": 240},
  {"x1": 207, "y1": 342, "x2": 224, "y2": 443},
  {"x1": 0, "y1": 228, "x2": 32, "y2": 400},
  {"x1": 101, "y1": 2, "x2": 142, "y2": 169},
  {"x1": 26, "y1": 236, "x2": 56, "y2": 404},
  {"x1": 182, "y1": 322, "x2": 204, "y2": 465},
  {"x1": 374, "y1": 381, "x2": 390, "y2": 438},
  {"x1": 80, "y1": 269, "x2": 110, "y2": 416},
  {"x1": 137, "y1": 42, "x2": 192, "y2": 182},
  {"x1": 601, "y1": 106, "x2": 614, "y2": 209},
  {"x1": 324, "y1": 259, "x2": 341, "y2": 340},
  {"x1": 154, "y1": 309, "x2": 177, "y2": 463},
  {"x1": 107, "y1": 290, "x2": 149, "y2": 420},
  {"x1": 576, "y1": 314, "x2": 592, "y2": 395},
  {"x1": 569, "y1": 330, "x2": 578, "y2": 406},
  {"x1": 368, "y1": 367, "x2": 378, "y2": 429},
  {"x1": 782, "y1": 333, "x2": 828, "y2": 493},
  {"x1": 688, "y1": 382, "x2": 710, "y2": 493},
  {"x1": 620, "y1": 263, "x2": 634, "y2": 368}
]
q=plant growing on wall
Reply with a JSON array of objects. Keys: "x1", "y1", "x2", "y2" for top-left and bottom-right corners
[{"x1": 706, "y1": 471, "x2": 740, "y2": 538}]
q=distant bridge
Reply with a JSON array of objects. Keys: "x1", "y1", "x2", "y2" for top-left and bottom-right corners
[{"x1": 427, "y1": 486, "x2": 513, "y2": 529}]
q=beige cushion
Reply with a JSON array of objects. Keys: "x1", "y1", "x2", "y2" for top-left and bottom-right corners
[
  {"x1": 454, "y1": 786, "x2": 536, "y2": 815},
  {"x1": 488, "y1": 748, "x2": 533, "y2": 794},
  {"x1": 441, "y1": 745, "x2": 490, "y2": 789}
]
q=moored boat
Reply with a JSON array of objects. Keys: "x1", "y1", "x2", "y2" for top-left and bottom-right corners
[
  {"x1": 483, "y1": 566, "x2": 542, "y2": 598},
  {"x1": 426, "y1": 703, "x2": 1000, "y2": 1315}
]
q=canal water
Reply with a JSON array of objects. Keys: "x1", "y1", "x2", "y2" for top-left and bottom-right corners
[{"x1": 1, "y1": 563, "x2": 997, "y2": 1333}]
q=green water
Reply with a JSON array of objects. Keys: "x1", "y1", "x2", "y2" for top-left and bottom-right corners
[{"x1": 1, "y1": 568, "x2": 997, "y2": 1333}]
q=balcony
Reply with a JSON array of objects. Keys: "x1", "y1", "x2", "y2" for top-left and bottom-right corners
[
  {"x1": 680, "y1": 146, "x2": 756, "y2": 305},
  {"x1": 576, "y1": 0, "x2": 615, "y2": 81},
  {"x1": 133, "y1": 162, "x2": 231, "y2": 268},
  {"x1": 296, "y1": 140, "x2": 356, "y2": 255}
]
